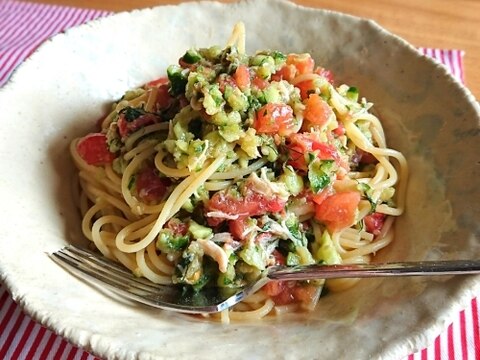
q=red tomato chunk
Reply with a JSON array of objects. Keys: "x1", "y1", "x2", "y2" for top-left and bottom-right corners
[
  {"x1": 233, "y1": 64, "x2": 251, "y2": 91},
  {"x1": 364, "y1": 212, "x2": 386, "y2": 236},
  {"x1": 205, "y1": 190, "x2": 286, "y2": 226},
  {"x1": 76, "y1": 133, "x2": 116, "y2": 166},
  {"x1": 117, "y1": 113, "x2": 158, "y2": 138},
  {"x1": 303, "y1": 94, "x2": 333, "y2": 129},
  {"x1": 286, "y1": 53, "x2": 315, "y2": 75},
  {"x1": 314, "y1": 191, "x2": 361, "y2": 232},
  {"x1": 254, "y1": 103, "x2": 296, "y2": 136},
  {"x1": 264, "y1": 280, "x2": 318, "y2": 305},
  {"x1": 136, "y1": 166, "x2": 170, "y2": 203},
  {"x1": 287, "y1": 133, "x2": 340, "y2": 171}
]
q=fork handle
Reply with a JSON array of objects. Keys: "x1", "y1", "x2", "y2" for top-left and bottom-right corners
[{"x1": 267, "y1": 260, "x2": 480, "y2": 281}]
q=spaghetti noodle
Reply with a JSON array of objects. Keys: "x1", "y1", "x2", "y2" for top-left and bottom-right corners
[{"x1": 71, "y1": 23, "x2": 408, "y2": 322}]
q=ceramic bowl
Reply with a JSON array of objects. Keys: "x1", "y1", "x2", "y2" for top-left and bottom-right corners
[{"x1": 0, "y1": 0, "x2": 479, "y2": 359}]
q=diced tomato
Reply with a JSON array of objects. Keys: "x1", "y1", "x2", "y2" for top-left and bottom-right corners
[
  {"x1": 303, "y1": 94, "x2": 333, "y2": 129},
  {"x1": 228, "y1": 218, "x2": 249, "y2": 241},
  {"x1": 155, "y1": 84, "x2": 174, "y2": 110},
  {"x1": 205, "y1": 189, "x2": 286, "y2": 226},
  {"x1": 264, "y1": 280, "x2": 317, "y2": 306},
  {"x1": 264, "y1": 281, "x2": 296, "y2": 305},
  {"x1": 310, "y1": 187, "x2": 334, "y2": 206},
  {"x1": 271, "y1": 250, "x2": 286, "y2": 266},
  {"x1": 264, "y1": 280, "x2": 285, "y2": 297},
  {"x1": 251, "y1": 75, "x2": 269, "y2": 90},
  {"x1": 217, "y1": 74, "x2": 237, "y2": 93},
  {"x1": 357, "y1": 149, "x2": 378, "y2": 164},
  {"x1": 287, "y1": 53, "x2": 315, "y2": 75},
  {"x1": 314, "y1": 191, "x2": 361, "y2": 232},
  {"x1": 301, "y1": 187, "x2": 332, "y2": 207},
  {"x1": 292, "y1": 284, "x2": 318, "y2": 304},
  {"x1": 146, "y1": 76, "x2": 168, "y2": 87},
  {"x1": 290, "y1": 133, "x2": 340, "y2": 160},
  {"x1": 233, "y1": 64, "x2": 250, "y2": 91},
  {"x1": 364, "y1": 212, "x2": 386, "y2": 236},
  {"x1": 117, "y1": 113, "x2": 159, "y2": 138},
  {"x1": 248, "y1": 191, "x2": 286, "y2": 213},
  {"x1": 295, "y1": 79, "x2": 317, "y2": 100},
  {"x1": 76, "y1": 133, "x2": 116, "y2": 166},
  {"x1": 286, "y1": 142, "x2": 307, "y2": 171},
  {"x1": 314, "y1": 66, "x2": 335, "y2": 84},
  {"x1": 271, "y1": 64, "x2": 296, "y2": 82},
  {"x1": 310, "y1": 142, "x2": 338, "y2": 161},
  {"x1": 333, "y1": 122, "x2": 346, "y2": 136},
  {"x1": 254, "y1": 103, "x2": 296, "y2": 136},
  {"x1": 206, "y1": 192, "x2": 257, "y2": 224},
  {"x1": 136, "y1": 166, "x2": 170, "y2": 203},
  {"x1": 165, "y1": 218, "x2": 188, "y2": 236},
  {"x1": 286, "y1": 133, "x2": 340, "y2": 171}
]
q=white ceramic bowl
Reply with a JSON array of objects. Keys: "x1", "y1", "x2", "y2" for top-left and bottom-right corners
[{"x1": 0, "y1": 0, "x2": 479, "y2": 359}]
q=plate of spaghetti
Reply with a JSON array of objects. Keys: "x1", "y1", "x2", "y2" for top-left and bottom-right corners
[{"x1": 0, "y1": 0, "x2": 479, "y2": 359}]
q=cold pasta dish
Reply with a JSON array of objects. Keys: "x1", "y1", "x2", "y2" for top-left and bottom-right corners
[{"x1": 71, "y1": 23, "x2": 408, "y2": 321}]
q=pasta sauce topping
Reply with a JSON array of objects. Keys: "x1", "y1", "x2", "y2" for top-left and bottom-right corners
[{"x1": 71, "y1": 23, "x2": 408, "y2": 321}]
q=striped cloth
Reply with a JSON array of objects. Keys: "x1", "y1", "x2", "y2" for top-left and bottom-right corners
[{"x1": 0, "y1": 1, "x2": 478, "y2": 359}]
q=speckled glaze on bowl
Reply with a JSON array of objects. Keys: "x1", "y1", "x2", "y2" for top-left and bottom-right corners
[{"x1": 0, "y1": 0, "x2": 479, "y2": 359}]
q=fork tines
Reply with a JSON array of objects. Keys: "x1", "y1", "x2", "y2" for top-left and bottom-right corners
[{"x1": 49, "y1": 245, "x2": 182, "y2": 308}]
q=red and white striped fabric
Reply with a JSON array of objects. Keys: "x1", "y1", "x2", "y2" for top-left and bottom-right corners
[
  {"x1": 417, "y1": 47, "x2": 466, "y2": 85},
  {"x1": 0, "y1": 1, "x2": 478, "y2": 359},
  {"x1": 0, "y1": 0, "x2": 109, "y2": 85}
]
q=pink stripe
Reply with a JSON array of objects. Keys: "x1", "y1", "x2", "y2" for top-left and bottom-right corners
[
  {"x1": 53, "y1": 339, "x2": 69, "y2": 360},
  {"x1": 0, "y1": 5, "x2": 77, "y2": 83},
  {"x1": 446, "y1": 51, "x2": 458, "y2": 80},
  {"x1": 0, "y1": 0, "x2": 39, "y2": 29},
  {"x1": 25, "y1": 326, "x2": 47, "y2": 359},
  {"x1": 0, "y1": 5, "x2": 68, "y2": 77},
  {"x1": 434, "y1": 336, "x2": 441, "y2": 360},
  {"x1": 0, "y1": 3, "x2": 61, "y2": 49},
  {"x1": 0, "y1": 307, "x2": 26, "y2": 359},
  {"x1": 61, "y1": 6, "x2": 90, "y2": 30},
  {"x1": 11, "y1": 319, "x2": 36, "y2": 359},
  {"x1": 0, "y1": 3, "x2": 45, "y2": 42},
  {"x1": 0, "y1": 4, "x2": 46, "y2": 46},
  {"x1": 421, "y1": 347, "x2": 428, "y2": 360},
  {"x1": 472, "y1": 298, "x2": 480, "y2": 359},
  {"x1": 440, "y1": 49, "x2": 449, "y2": 69},
  {"x1": 59, "y1": 8, "x2": 107, "y2": 40},
  {"x1": 0, "y1": 299, "x2": 19, "y2": 339},
  {"x1": 448, "y1": 323, "x2": 456, "y2": 360},
  {"x1": 9, "y1": 316, "x2": 33, "y2": 357},
  {"x1": 433, "y1": 48, "x2": 441, "y2": 63},
  {"x1": 0, "y1": 0, "x2": 15, "y2": 13},
  {"x1": 72, "y1": 7, "x2": 97, "y2": 26},
  {"x1": 39, "y1": 331, "x2": 58, "y2": 359},
  {"x1": 66, "y1": 345, "x2": 80, "y2": 360},
  {"x1": 19, "y1": 323, "x2": 43, "y2": 359},
  {"x1": 453, "y1": 50, "x2": 461, "y2": 81},
  {"x1": 460, "y1": 309, "x2": 469, "y2": 360},
  {"x1": 455, "y1": 50, "x2": 466, "y2": 83},
  {"x1": 0, "y1": 4, "x2": 108, "y2": 86}
]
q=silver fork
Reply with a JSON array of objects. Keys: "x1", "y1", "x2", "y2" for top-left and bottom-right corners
[{"x1": 49, "y1": 245, "x2": 480, "y2": 314}]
